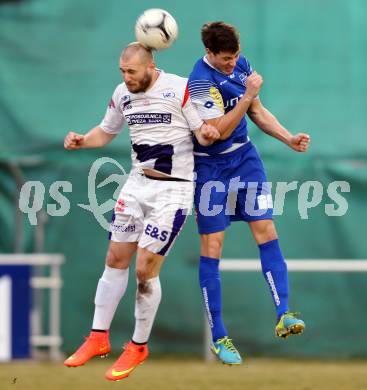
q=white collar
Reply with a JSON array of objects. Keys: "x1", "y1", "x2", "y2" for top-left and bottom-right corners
[{"x1": 203, "y1": 56, "x2": 231, "y2": 76}]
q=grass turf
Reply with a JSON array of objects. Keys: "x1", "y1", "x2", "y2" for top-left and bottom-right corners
[{"x1": 0, "y1": 358, "x2": 366, "y2": 390}]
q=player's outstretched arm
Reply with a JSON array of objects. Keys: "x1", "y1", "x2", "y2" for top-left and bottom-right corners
[
  {"x1": 64, "y1": 126, "x2": 116, "y2": 150},
  {"x1": 247, "y1": 98, "x2": 310, "y2": 152},
  {"x1": 194, "y1": 123, "x2": 221, "y2": 146},
  {"x1": 206, "y1": 72, "x2": 263, "y2": 140}
]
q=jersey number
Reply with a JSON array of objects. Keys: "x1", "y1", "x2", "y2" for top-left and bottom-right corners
[{"x1": 132, "y1": 143, "x2": 174, "y2": 175}]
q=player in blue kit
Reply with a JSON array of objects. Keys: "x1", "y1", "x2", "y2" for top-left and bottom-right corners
[{"x1": 188, "y1": 22, "x2": 310, "y2": 364}]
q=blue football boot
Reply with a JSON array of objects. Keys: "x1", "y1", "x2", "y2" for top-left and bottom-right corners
[
  {"x1": 210, "y1": 336, "x2": 242, "y2": 365},
  {"x1": 275, "y1": 312, "x2": 305, "y2": 339}
]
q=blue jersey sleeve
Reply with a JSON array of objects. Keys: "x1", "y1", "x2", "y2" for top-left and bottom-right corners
[
  {"x1": 188, "y1": 60, "x2": 225, "y2": 120},
  {"x1": 188, "y1": 80, "x2": 225, "y2": 119},
  {"x1": 245, "y1": 57, "x2": 253, "y2": 74}
]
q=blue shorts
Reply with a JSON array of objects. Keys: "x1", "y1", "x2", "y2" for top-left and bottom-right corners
[{"x1": 194, "y1": 142, "x2": 273, "y2": 234}]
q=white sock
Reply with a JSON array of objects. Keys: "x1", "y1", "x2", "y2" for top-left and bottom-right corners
[
  {"x1": 92, "y1": 265, "x2": 129, "y2": 330},
  {"x1": 132, "y1": 276, "x2": 162, "y2": 343}
]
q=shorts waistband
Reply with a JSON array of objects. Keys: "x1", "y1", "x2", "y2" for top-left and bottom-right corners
[
  {"x1": 194, "y1": 136, "x2": 250, "y2": 157},
  {"x1": 194, "y1": 140, "x2": 253, "y2": 161},
  {"x1": 141, "y1": 173, "x2": 191, "y2": 182}
]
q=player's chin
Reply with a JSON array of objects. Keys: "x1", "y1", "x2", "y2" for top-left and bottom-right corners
[
  {"x1": 126, "y1": 84, "x2": 140, "y2": 93},
  {"x1": 223, "y1": 66, "x2": 235, "y2": 74}
]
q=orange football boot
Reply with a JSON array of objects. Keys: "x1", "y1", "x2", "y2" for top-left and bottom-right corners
[
  {"x1": 105, "y1": 341, "x2": 148, "y2": 381},
  {"x1": 64, "y1": 330, "x2": 110, "y2": 367}
]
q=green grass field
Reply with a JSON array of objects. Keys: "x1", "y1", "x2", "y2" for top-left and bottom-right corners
[{"x1": 1, "y1": 358, "x2": 367, "y2": 390}]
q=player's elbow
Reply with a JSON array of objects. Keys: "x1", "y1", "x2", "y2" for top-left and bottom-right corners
[
  {"x1": 249, "y1": 114, "x2": 265, "y2": 130},
  {"x1": 248, "y1": 107, "x2": 271, "y2": 129}
]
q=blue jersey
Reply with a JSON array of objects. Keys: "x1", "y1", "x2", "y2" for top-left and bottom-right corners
[{"x1": 188, "y1": 54, "x2": 253, "y2": 155}]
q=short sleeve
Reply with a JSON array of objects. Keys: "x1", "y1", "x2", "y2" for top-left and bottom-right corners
[
  {"x1": 188, "y1": 79, "x2": 225, "y2": 120},
  {"x1": 245, "y1": 57, "x2": 253, "y2": 75},
  {"x1": 242, "y1": 56, "x2": 260, "y2": 100},
  {"x1": 99, "y1": 85, "x2": 126, "y2": 134}
]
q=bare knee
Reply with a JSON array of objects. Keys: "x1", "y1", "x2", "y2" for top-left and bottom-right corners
[
  {"x1": 106, "y1": 245, "x2": 131, "y2": 269},
  {"x1": 136, "y1": 250, "x2": 164, "y2": 281},
  {"x1": 250, "y1": 220, "x2": 278, "y2": 245},
  {"x1": 200, "y1": 232, "x2": 224, "y2": 258},
  {"x1": 136, "y1": 259, "x2": 154, "y2": 282}
]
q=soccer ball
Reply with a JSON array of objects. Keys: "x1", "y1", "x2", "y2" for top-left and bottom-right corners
[{"x1": 135, "y1": 9, "x2": 178, "y2": 51}]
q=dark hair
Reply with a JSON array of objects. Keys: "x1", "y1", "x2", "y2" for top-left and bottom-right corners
[{"x1": 201, "y1": 22, "x2": 240, "y2": 54}]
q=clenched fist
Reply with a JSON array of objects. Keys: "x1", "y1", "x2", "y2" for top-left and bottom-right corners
[
  {"x1": 201, "y1": 123, "x2": 221, "y2": 143},
  {"x1": 64, "y1": 131, "x2": 85, "y2": 150},
  {"x1": 245, "y1": 71, "x2": 263, "y2": 99},
  {"x1": 289, "y1": 133, "x2": 310, "y2": 152}
]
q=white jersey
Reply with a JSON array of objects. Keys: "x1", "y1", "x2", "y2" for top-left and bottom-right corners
[{"x1": 100, "y1": 70, "x2": 203, "y2": 181}]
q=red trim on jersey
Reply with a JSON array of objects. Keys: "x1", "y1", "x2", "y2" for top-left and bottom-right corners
[
  {"x1": 182, "y1": 84, "x2": 189, "y2": 107},
  {"x1": 108, "y1": 98, "x2": 115, "y2": 109}
]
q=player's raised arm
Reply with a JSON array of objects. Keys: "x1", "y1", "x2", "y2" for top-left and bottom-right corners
[
  {"x1": 207, "y1": 72, "x2": 263, "y2": 140},
  {"x1": 64, "y1": 82, "x2": 127, "y2": 151},
  {"x1": 247, "y1": 98, "x2": 311, "y2": 152},
  {"x1": 188, "y1": 72, "x2": 262, "y2": 141},
  {"x1": 64, "y1": 126, "x2": 116, "y2": 150}
]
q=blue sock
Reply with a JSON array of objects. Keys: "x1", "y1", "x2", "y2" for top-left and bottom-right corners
[
  {"x1": 258, "y1": 239, "x2": 289, "y2": 319},
  {"x1": 199, "y1": 256, "x2": 228, "y2": 342}
]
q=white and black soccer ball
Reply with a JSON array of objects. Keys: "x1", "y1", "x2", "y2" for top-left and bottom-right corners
[{"x1": 135, "y1": 9, "x2": 178, "y2": 51}]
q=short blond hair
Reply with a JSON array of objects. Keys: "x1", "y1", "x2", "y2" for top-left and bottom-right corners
[{"x1": 121, "y1": 42, "x2": 154, "y2": 64}]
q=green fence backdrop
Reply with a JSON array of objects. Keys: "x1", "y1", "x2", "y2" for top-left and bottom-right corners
[{"x1": 0, "y1": 0, "x2": 366, "y2": 357}]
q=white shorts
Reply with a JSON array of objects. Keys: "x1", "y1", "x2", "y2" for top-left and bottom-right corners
[{"x1": 109, "y1": 173, "x2": 194, "y2": 256}]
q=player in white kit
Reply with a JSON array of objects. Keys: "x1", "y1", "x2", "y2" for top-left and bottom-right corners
[{"x1": 63, "y1": 43, "x2": 220, "y2": 381}]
